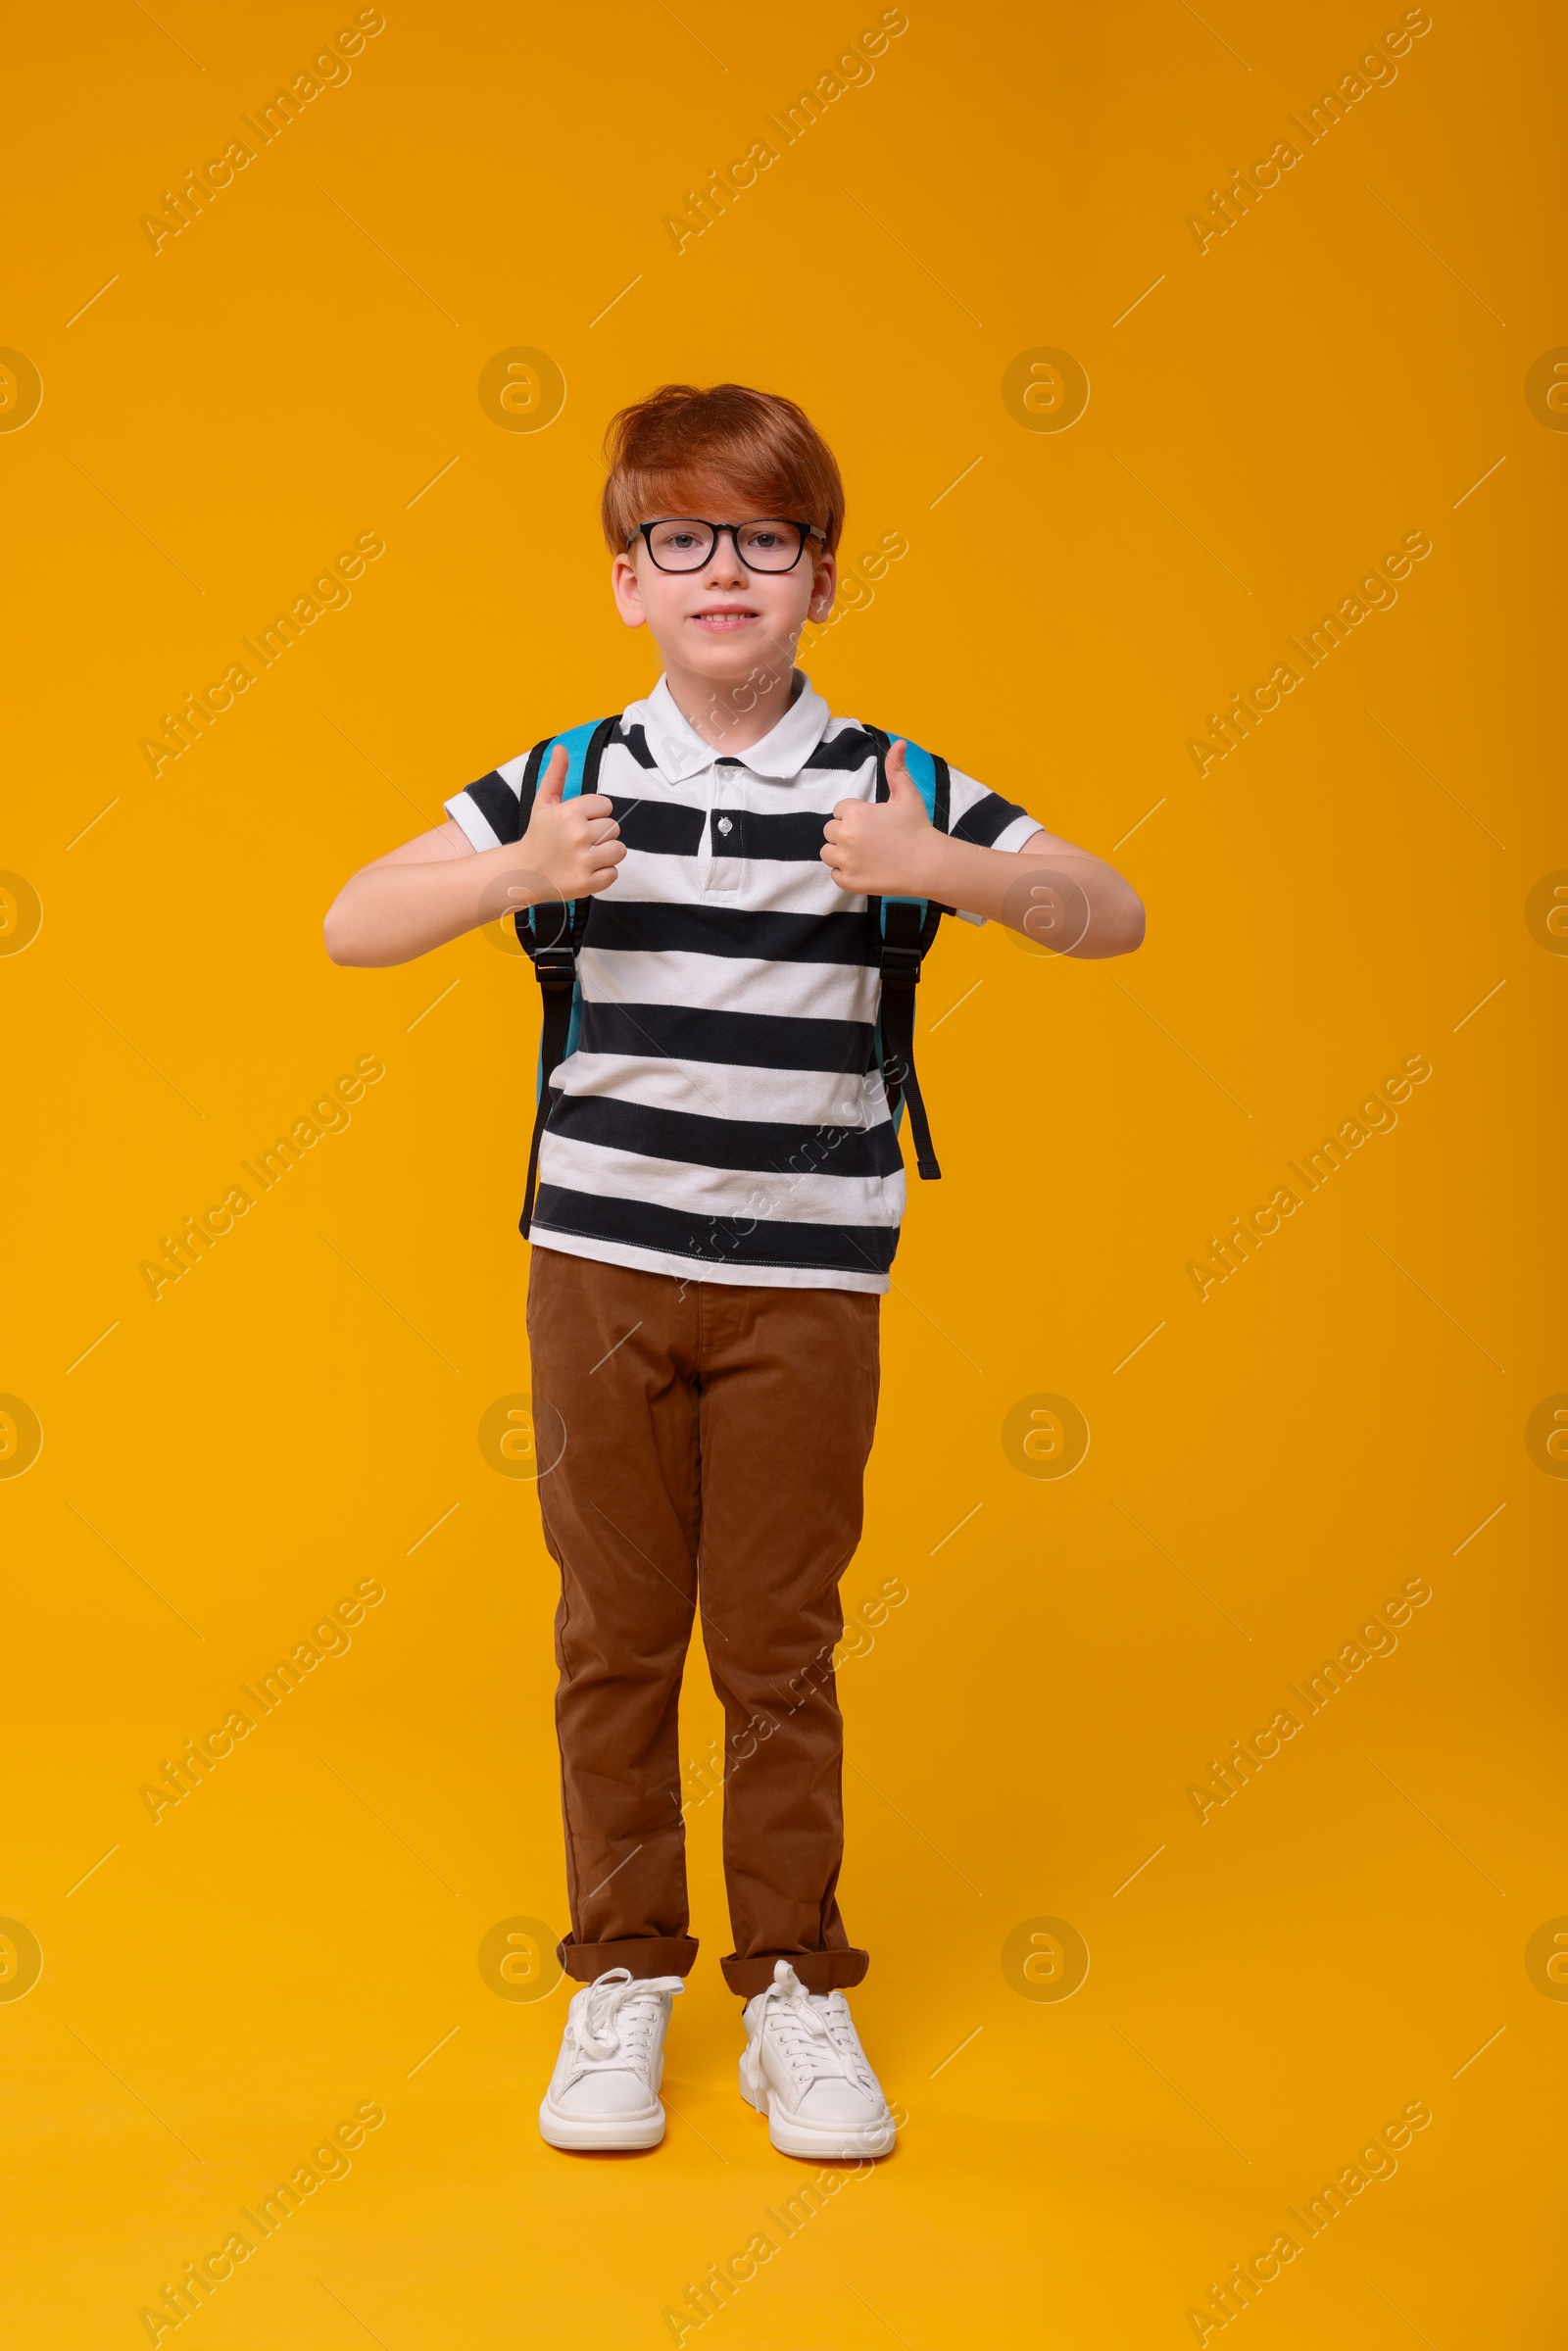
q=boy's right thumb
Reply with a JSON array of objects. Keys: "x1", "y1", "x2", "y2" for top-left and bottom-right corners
[{"x1": 535, "y1": 744, "x2": 567, "y2": 801}]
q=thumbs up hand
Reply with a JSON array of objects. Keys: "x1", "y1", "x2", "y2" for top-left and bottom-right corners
[
  {"x1": 820, "y1": 741, "x2": 938, "y2": 899},
  {"x1": 519, "y1": 744, "x2": 624, "y2": 900}
]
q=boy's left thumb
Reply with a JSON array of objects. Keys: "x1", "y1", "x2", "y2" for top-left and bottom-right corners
[{"x1": 886, "y1": 740, "x2": 918, "y2": 794}]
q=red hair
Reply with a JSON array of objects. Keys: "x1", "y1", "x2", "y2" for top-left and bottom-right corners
[{"x1": 601, "y1": 382, "x2": 845, "y2": 555}]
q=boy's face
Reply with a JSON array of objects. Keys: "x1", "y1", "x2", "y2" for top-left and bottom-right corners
[{"x1": 611, "y1": 484, "x2": 837, "y2": 695}]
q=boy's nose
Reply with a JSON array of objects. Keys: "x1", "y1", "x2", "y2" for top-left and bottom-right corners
[{"x1": 704, "y1": 539, "x2": 747, "y2": 587}]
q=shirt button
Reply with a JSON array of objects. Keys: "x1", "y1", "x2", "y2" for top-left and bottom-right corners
[{"x1": 715, "y1": 817, "x2": 733, "y2": 836}]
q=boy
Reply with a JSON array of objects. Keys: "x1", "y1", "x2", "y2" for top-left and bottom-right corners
[{"x1": 324, "y1": 382, "x2": 1144, "y2": 2158}]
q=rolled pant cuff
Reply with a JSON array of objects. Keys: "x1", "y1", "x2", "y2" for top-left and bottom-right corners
[
  {"x1": 558, "y1": 1935, "x2": 698, "y2": 1983},
  {"x1": 721, "y1": 1946, "x2": 869, "y2": 1997}
]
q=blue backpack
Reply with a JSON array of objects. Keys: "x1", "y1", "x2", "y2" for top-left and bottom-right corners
[{"x1": 509, "y1": 718, "x2": 953, "y2": 1235}]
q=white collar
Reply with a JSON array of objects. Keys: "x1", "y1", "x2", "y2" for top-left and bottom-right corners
[{"x1": 630, "y1": 671, "x2": 833, "y2": 782}]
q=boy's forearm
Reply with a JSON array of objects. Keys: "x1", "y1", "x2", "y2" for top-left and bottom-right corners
[
  {"x1": 324, "y1": 841, "x2": 544, "y2": 967},
  {"x1": 917, "y1": 834, "x2": 1145, "y2": 957}
]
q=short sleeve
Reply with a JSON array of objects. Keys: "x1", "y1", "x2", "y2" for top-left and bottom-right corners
[
  {"x1": 443, "y1": 749, "x2": 533, "y2": 851},
  {"x1": 944, "y1": 763, "x2": 1046, "y2": 925}
]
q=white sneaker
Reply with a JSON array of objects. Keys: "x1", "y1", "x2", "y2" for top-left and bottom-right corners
[
  {"x1": 739, "y1": 1960, "x2": 895, "y2": 2158},
  {"x1": 538, "y1": 1966, "x2": 684, "y2": 2150}
]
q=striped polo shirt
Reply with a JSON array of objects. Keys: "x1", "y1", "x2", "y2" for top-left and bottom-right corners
[{"x1": 445, "y1": 673, "x2": 1042, "y2": 1294}]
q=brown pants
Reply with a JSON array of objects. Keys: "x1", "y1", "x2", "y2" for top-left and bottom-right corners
[{"x1": 525, "y1": 1248, "x2": 881, "y2": 1997}]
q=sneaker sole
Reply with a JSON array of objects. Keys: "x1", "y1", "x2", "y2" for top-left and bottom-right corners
[
  {"x1": 538, "y1": 2095, "x2": 665, "y2": 2151},
  {"x1": 738, "y1": 2060, "x2": 894, "y2": 2160}
]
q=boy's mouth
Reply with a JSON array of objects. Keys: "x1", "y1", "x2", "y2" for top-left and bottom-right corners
[{"x1": 689, "y1": 605, "x2": 760, "y2": 632}]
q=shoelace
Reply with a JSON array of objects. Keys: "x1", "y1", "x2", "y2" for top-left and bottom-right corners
[
  {"x1": 760, "y1": 1970, "x2": 874, "y2": 2091},
  {"x1": 569, "y1": 1969, "x2": 683, "y2": 2073}
]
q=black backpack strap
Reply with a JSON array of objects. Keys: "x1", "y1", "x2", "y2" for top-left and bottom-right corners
[
  {"x1": 517, "y1": 716, "x2": 619, "y2": 1237},
  {"x1": 513, "y1": 735, "x2": 553, "y2": 839},
  {"x1": 866, "y1": 728, "x2": 952, "y2": 1183}
]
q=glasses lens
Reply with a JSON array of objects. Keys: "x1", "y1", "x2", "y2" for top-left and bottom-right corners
[
  {"x1": 646, "y1": 519, "x2": 713, "y2": 570},
  {"x1": 736, "y1": 520, "x2": 805, "y2": 570}
]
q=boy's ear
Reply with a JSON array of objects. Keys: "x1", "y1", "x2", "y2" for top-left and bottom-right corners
[
  {"x1": 808, "y1": 549, "x2": 837, "y2": 619},
  {"x1": 611, "y1": 550, "x2": 647, "y2": 629}
]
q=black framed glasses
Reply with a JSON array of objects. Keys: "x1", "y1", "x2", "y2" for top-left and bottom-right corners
[{"x1": 628, "y1": 517, "x2": 827, "y2": 574}]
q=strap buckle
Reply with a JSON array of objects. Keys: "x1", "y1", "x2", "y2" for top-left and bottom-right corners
[
  {"x1": 529, "y1": 943, "x2": 577, "y2": 990},
  {"x1": 880, "y1": 943, "x2": 924, "y2": 983}
]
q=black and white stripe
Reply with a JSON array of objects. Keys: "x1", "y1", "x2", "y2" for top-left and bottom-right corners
[{"x1": 445, "y1": 675, "x2": 1041, "y2": 1293}]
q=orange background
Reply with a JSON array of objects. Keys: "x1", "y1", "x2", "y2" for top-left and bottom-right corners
[{"x1": 4, "y1": 0, "x2": 1564, "y2": 2342}]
